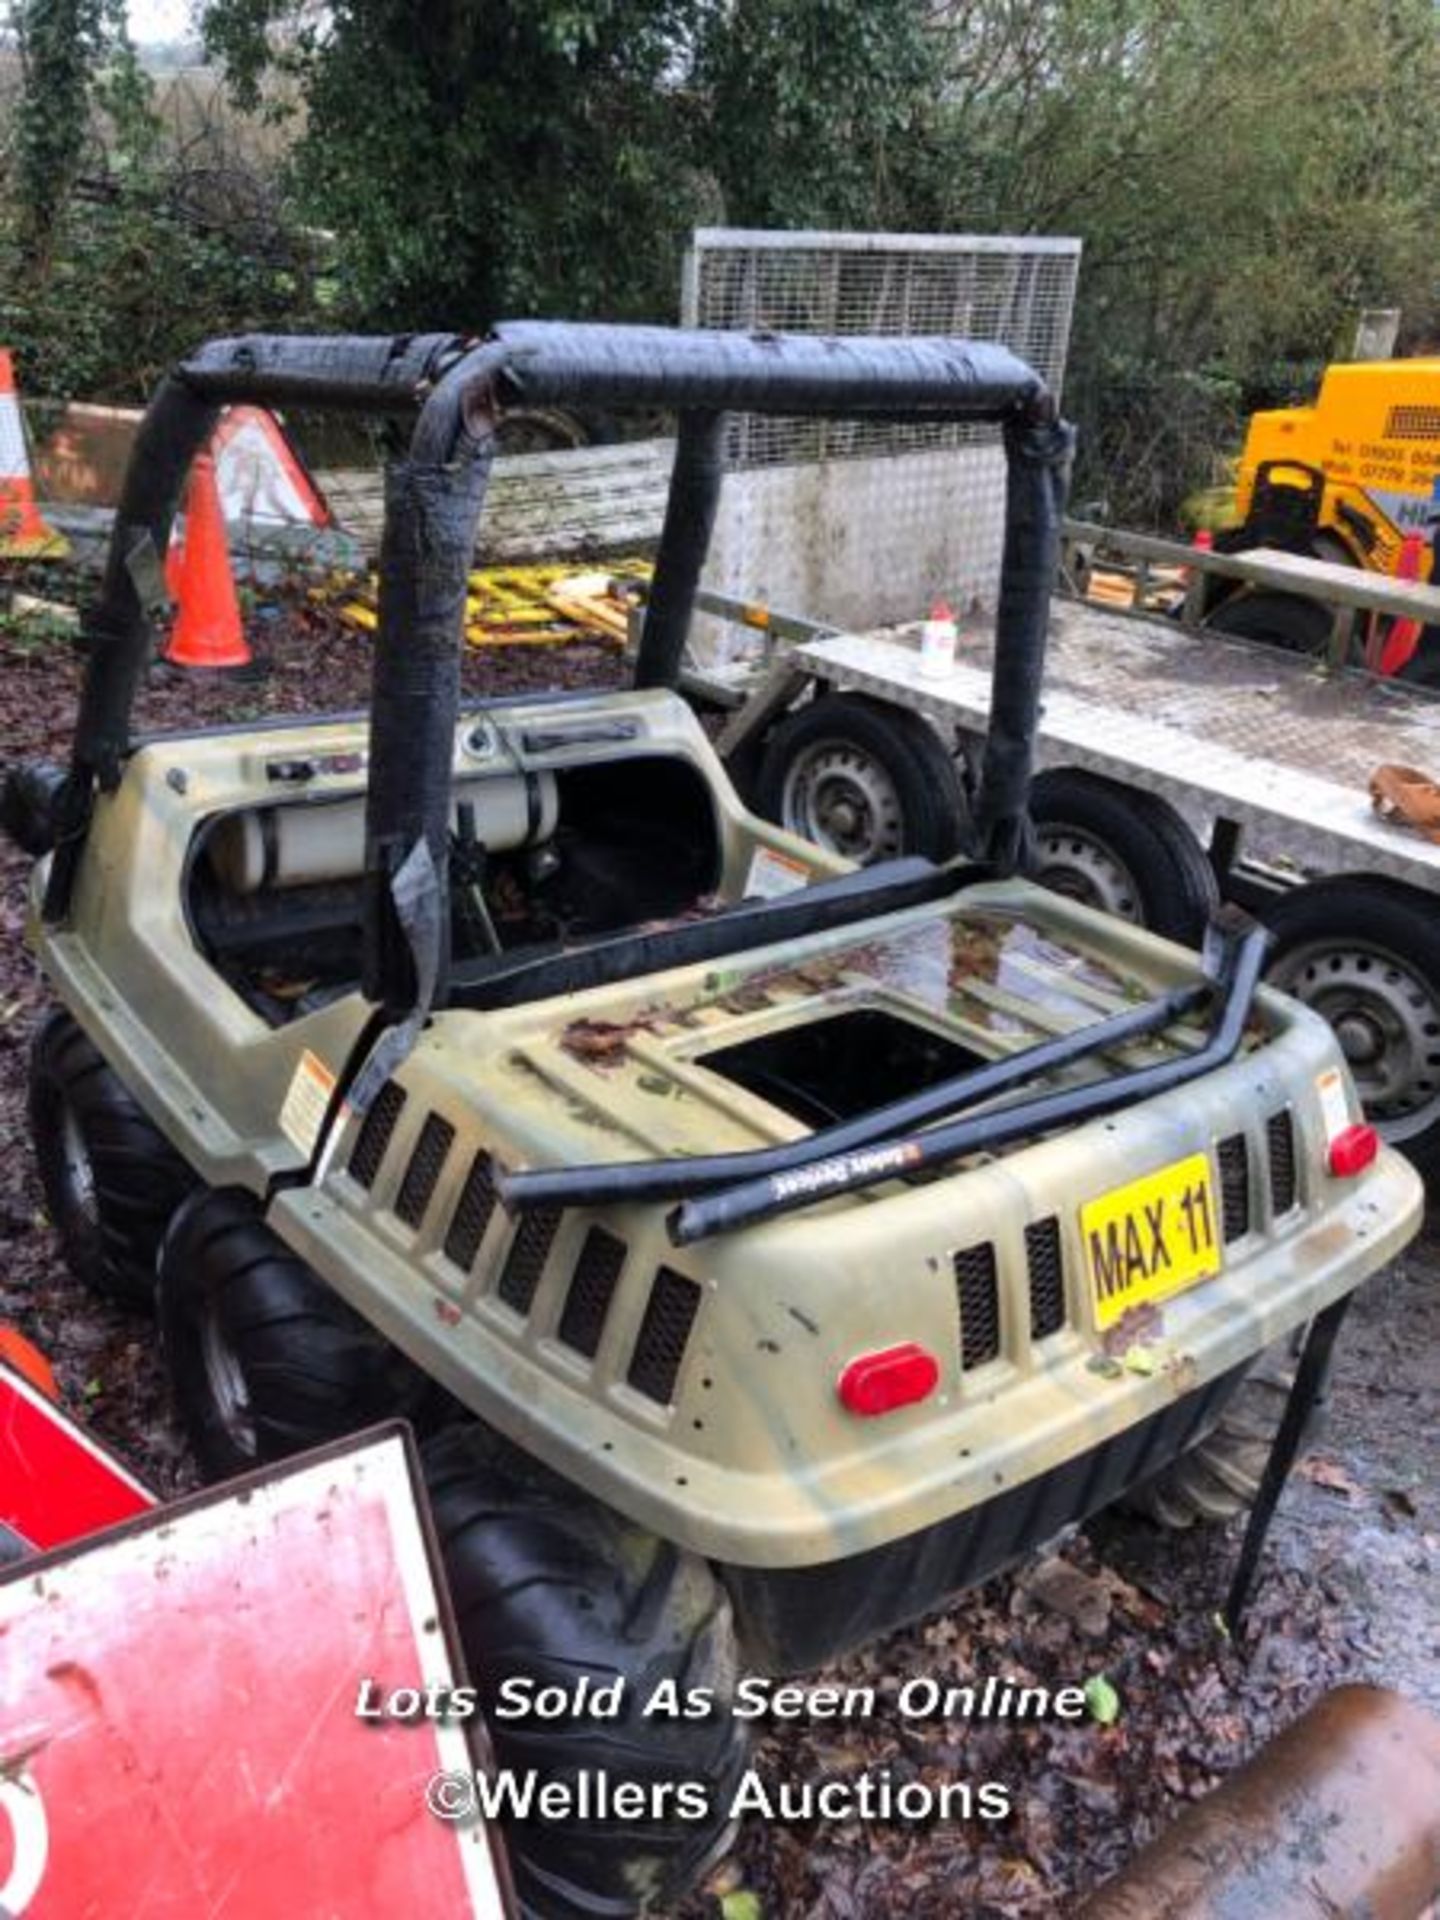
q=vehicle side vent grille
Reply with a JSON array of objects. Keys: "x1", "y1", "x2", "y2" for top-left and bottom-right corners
[
  {"x1": 1386, "y1": 404, "x2": 1440, "y2": 441},
  {"x1": 497, "y1": 1208, "x2": 562, "y2": 1316},
  {"x1": 1268, "y1": 1108, "x2": 1298, "y2": 1216},
  {"x1": 394, "y1": 1113, "x2": 455, "y2": 1229},
  {"x1": 1217, "y1": 1134, "x2": 1250, "y2": 1242},
  {"x1": 1025, "y1": 1216, "x2": 1067, "y2": 1341},
  {"x1": 627, "y1": 1268, "x2": 701, "y2": 1405},
  {"x1": 349, "y1": 1081, "x2": 406, "y2": 1189},
  {"x1": 557, "y1": 1228, "x2": 627, "y2": 1360},
  {"x1": 954, "y1": 1242, "x2": 1001, "y2": 1370},
  {"x1": 444, "y1": 1152, "x2": 497, "y2": 1271}
]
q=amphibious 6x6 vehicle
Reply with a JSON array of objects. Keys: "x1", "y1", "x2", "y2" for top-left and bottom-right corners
[{"x1": 9, "y1": 324, "x2": 1422, "y2": 1917}]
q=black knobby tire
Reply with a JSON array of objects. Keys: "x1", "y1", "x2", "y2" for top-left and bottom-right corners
[
  {"x1": 158, "y1": 1187, "x2": 441, "y2": 1479},
  {"x1": 754, "y1": 692, "x2": 967, "y2": 863},
  {"x1": 424, "y1": 1425, "x2": 748, "y2": 1920},
  {"x1": 1204, "y1": 588, "x2": 1334, "y2": 656},
  {"x1": 1263, "y1": 874, "x2": 1440, "y2": 1178},
  {"x1": 28, "y1": 1008, "x2": 199, "y2": 1308},
  {"x1": 1125, "y1": 1354, "x2": 1297, "y2": 1529},
  {"x1": 1028, "y1": 767, "x2": 1218, "y2": 945}
]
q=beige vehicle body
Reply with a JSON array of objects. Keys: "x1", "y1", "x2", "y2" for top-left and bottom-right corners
[
  {"x1": 15, "y1": 323, "x2": 1423, "y2": 1673},
  {"x1": 30, "y1": 689, "x2": 1419, "y2": 1635}
]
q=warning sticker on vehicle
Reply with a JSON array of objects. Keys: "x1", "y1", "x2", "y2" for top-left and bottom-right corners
[
  {"x1": 1316, "y1": 1065, "x2": 1351, "y2": 1143},
  {"x1": 279, "y1": 1049, "x2": 338, "y2": 1156},
  {"x1": 744, "y1": 846, "x2": 811, "y2": 899}
]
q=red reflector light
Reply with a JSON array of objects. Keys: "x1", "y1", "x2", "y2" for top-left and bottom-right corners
[
  {"x1": 1328, "y1": 1123, "x2": 1379, "y2": 1178},
  {"x1": 838, "y1": 1343, "x2": 940, "y2": 1417}
]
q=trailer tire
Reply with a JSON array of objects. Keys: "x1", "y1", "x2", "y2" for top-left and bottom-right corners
[
  {"x1": 754, "y1": 693, "x2": 966, "y2": 863},
  {"x1": 158, "y1": 1188, "x2": 440, "y2": 1479},
  {"x1": 1204, "y1": 589, "x2": 1334, "y2": 657},
  {"x1": 28, "y1": 1009, "x2": 199, "y2": 1309},
  {"x1": 424, "y1": 1424, "x2": 748, "y2": 1920},
  {"x1": 1029, "y1": 768, "x2": 1218, "y2": 945},
  {"x1": 1263, "y1": 874, "x2": 1440, "y2": 1177},
  {"x1": 1125, "y1": 1352, "x2": 1299, "y2": 1529}
]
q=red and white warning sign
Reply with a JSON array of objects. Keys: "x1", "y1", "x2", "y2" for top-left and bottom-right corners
[
  {"x1": 0, "y1": 1355, "x2": 153, "y2": 1555},
  {"x1": 0, "y1": 1427, "x2": 508, "y2": 1918},
  {"x1": 211, "y1": 404, "x2": 333, "y2": 529}
]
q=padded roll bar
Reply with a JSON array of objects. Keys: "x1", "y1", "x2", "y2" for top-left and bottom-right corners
[{"x1": 45, "y1": 321, "x2": 1072, "y2": 1022}]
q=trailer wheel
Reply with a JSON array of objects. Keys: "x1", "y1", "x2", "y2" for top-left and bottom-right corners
[
  {"x1": 28, "y1": 1009, "x2": 199, "y2": 1309},
  {"x1": 158, "y1": 1188, "x2": 440, "y2": 1479},
  {"x1": 1125, "y1": 1352, "x2": 1298, "y2": 1529},
  {"x1": 1029, "y1": 768, "x2": 1218, "y2": 945},
  {"x1": 424, "y1": 1424, "x2": 748, "y2": 1920},
  {"x1": 494, "y1": 405, "x2": 589, "y2": 455},
  {"x1": 1263, "y1": 874, "x2": 1440, "y2": 1177},
  {"x1": 1204, "y1": 589, "x2": 1334, "y2": 657},
  {"x1": 754, "y1": 693, "x2": 966, "y2": 862}
]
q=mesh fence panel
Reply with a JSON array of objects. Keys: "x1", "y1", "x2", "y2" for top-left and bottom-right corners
[{"x1": 682, "y1": 229, "x2": 1080, "y2": 650}]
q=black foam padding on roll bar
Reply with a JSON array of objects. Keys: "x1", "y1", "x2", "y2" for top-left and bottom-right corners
[
  {"x1": 52, "y1": 321, "x2": 1069, "y2": 1019},
  {"x1": 361, "y1": 451, "x2": 496, "y2": 1006},
  {"x1": 487, "y1": 321, "x2": 1054, "y2": 419},
  {"x1": 637, "y1": 409, "x2": 726, "y2": 691},
  {"x1": 971, "y1": 414, "x2": 1075, "y2": 868},
  {"x1": 178, "y1": 332, "x2": 467, "y2": 410}
]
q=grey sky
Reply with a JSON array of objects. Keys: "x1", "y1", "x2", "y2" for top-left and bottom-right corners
[{"x1": 128, "y1": 0, "x2": 196, "y2": 42}]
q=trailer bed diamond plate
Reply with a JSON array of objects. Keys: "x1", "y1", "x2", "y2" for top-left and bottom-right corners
[{"x1": 788, "y1": 606, "x2": 1440, "y2": 886}]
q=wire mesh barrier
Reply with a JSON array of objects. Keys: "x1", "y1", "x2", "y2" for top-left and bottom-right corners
[{"x1": 681, "y1": 229, "x2": 1081, "y2": 667}]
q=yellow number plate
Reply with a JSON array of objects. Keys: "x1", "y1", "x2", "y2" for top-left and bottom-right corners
[{"x1": 1082, "y1": 1152, "x2": 1222, "y2": 1330}]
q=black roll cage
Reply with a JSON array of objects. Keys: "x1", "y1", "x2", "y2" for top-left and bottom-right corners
[{"x1": 43, "y1": 320, "x2": 1073, "y2": 1018}]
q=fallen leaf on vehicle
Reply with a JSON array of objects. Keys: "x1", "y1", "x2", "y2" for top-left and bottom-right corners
[
  {"x1": 1100, "y1": 1301, "x2": 1164, "y2": 1356},
  {"x1": 559, "y1": 1015, "x2": 657, "y2": 1065}
]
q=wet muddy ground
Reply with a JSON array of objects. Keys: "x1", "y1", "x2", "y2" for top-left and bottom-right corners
[{"x1": 1, "y1": 592, "x2": 1435, "y2": 1916}]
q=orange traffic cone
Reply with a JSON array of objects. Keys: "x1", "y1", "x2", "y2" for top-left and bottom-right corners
[
  {"x1": 1377, "y1": 531, "x2": 1426, "y2": 677},
  {"x1": 0, "y1": 348, "x2": 68, "y2": 559},
  {"x1": 165, "y1": 453, "x2": 251, "y2": 669}
]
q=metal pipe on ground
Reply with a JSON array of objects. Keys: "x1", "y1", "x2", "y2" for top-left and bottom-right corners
[{"x1": 1076, "y1": 1685, "x2": 1440, "y2": 1920}]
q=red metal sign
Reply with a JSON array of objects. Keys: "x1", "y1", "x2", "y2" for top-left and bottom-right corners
[
  {"x1": 0, "y1": 1427, "x2": 508, "y2": 1918},
  {"x1": 0, "y1": 1357, "x2": 154, "y2": 1552}
]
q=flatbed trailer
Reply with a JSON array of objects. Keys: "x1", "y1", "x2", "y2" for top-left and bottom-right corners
[{"x1": 705, "y1": 542, "x2": 1440, "y2": 1176}]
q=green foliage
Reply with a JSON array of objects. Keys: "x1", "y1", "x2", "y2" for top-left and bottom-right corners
[
  {"x1": 11, "y1": 0, "x2": 125, "y2": 267},
  {"x1": 202, "y1": 0, "x2": 715, "y2": 326},
  {"x1": 0, "y1": 17, "x2": 322, "y2": 400},
  {"x1": 1084, "y1": 1673, "x2": 1121, "y2": 1726},
  {"x1": 695, "y1": 0, "x2": 937, "y2": 231},
  {"x1": 902, "y1": 0, "x2": 1440, "y2": 518},
  {"x1": 195, "y1": 0, "x2": 944, "y2": 326},
  {"x1": 5, "y1": 0, "x2": 1439, "y2": 525}
]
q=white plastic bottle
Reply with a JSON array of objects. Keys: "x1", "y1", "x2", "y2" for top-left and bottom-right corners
[{"x1": 919, "y1": 598, "x2": 957, "y2": 678}]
